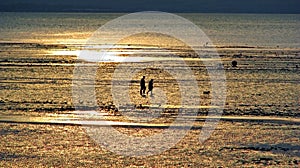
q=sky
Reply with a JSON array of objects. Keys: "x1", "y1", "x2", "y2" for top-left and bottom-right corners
[{"x1": 0, "y1": 0, "x2": 299, "y2": 13}]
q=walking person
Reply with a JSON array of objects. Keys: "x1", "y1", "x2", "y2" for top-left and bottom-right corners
[
  {"x1": 140, "y1": 76, "x2": 146, "y2": 96},
  {"x1": 147, "y1": 79, "x2": 154, "y2": 96}
]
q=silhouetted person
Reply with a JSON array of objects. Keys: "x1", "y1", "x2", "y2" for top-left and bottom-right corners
[
  {"x1": 232, "y1": 60, "x2": 238, "y2": 67},
  {"x1": 147, "y1": 79, "x2": 154, "y2": 96},
  {"x1": 140, "y1": 76, "x2": 146, "y2": 96}
]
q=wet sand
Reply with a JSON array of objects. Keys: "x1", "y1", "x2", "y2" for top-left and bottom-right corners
[
  {"x1": 0, "y1": 118, "x2": 299, "y2": 167},
  {"x1": 0, "y1": 42, "x2": 299, "y2": 167}
]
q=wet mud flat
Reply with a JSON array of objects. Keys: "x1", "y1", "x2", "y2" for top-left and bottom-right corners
[
  {"x1": 1, "y1": 44, "x2": 299, "y2": 117},
  {"x1": 0, "y1": 43, "x2": 299, "y2": 167},
  {"x1": 0, "y1": 118, "x2": 299, "y2": 167}
]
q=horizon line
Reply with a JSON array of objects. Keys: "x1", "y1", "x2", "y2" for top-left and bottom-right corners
[{"x1": 0, "y1": 11, "x2": 299, "y2": 14}]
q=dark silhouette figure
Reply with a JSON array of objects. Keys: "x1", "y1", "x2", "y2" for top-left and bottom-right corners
[
  {"x1": 232, "y1": 60, "x2": 238, "y2": 67},
  {"x1": 147, "y1": 79, "x2": 154, "y2": 96},
  {"x1": 140, "y1": 76, "x2": 146, "y2": 96}
]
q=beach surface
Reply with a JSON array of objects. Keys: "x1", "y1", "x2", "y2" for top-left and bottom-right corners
[
  {"x1": 0, "y1": 117, "x2": 299, "y2": 167},
  {"x1": 1, "y1": 41, "x2": 299, "y2": 167},
  {"x1": 0, "y1": 13, "x2": 299, "y2": 167}
]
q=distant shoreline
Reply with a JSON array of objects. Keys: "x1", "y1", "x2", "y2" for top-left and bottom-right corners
[{"x1": 0, "y1": 11, "x2": 300, "y2": 14}]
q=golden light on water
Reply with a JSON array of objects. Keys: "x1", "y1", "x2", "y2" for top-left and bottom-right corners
[
  {"x1": 48, "y1": 50, "x2": 80, "y2": 56},
  {"x1": 45, "y1": 32, "x2": 224, "y2": 63},
  {"x1": 46, "y1": 32, "x2": 200, "y2": 62}
]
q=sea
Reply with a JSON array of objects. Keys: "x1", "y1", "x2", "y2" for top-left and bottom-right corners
[{"x1": 0, "y1": 12, "x2": 299, "y2": 123}]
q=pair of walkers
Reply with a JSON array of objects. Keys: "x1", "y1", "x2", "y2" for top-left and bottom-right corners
[{"x1": 140, "y1": 76, "x2": 154, "y2": 96}]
